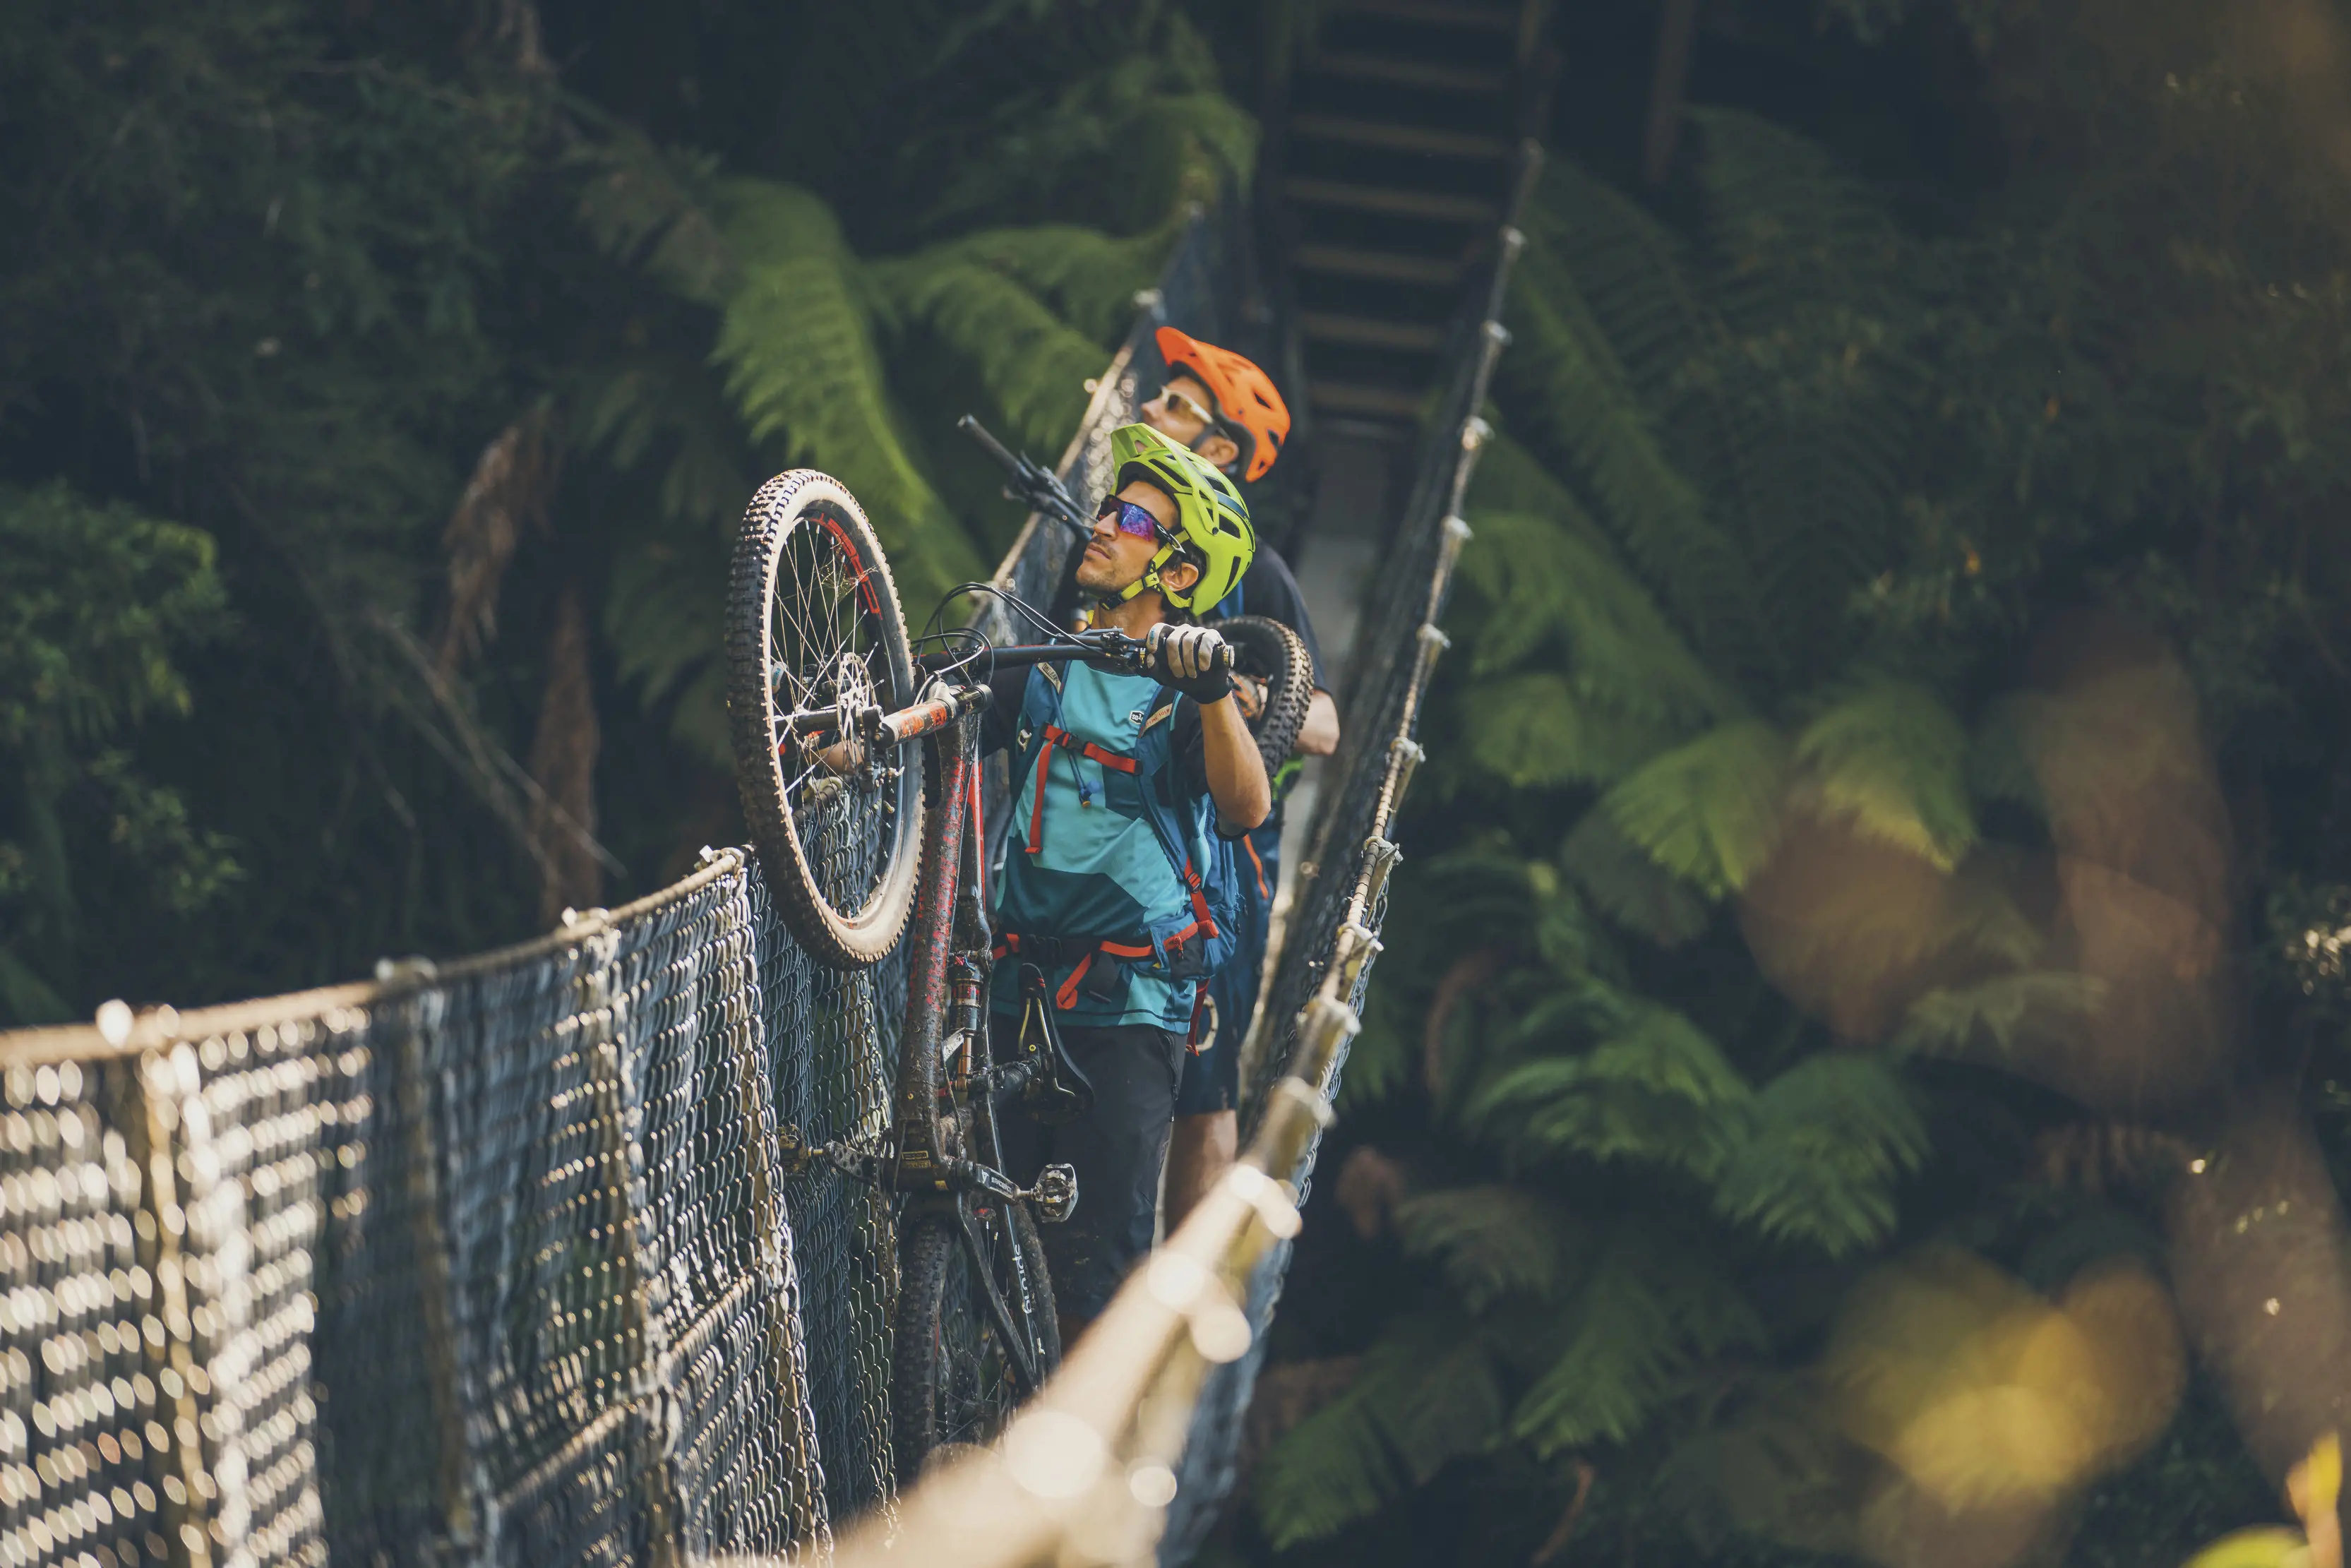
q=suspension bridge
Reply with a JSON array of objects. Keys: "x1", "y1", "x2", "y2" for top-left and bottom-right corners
[{"x1": 0, "y1": 6, "x2": 1552, "y2": 1562}]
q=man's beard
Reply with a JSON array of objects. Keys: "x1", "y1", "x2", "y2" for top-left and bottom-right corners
[{"x1": 1073, "y1": 552, "x2": 1137, "y2": 602}]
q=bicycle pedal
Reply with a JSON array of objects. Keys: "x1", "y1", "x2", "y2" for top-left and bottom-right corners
[{"x1": 1033, "y1": 1162, "x2": 1079, "y2": 1224}]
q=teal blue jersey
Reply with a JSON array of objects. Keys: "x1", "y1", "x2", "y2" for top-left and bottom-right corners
[{"x1": 984, "y1": 659, "x2": 1224, "y2": 1031}]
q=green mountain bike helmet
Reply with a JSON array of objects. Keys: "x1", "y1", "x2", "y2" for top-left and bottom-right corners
[{"x1": 1106, "y1": 421, "x2": 1255, "y2": 616}]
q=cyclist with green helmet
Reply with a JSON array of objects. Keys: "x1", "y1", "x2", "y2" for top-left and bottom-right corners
[
  {"x1": 985, "y1": 422, "x2": 1267, "y2": 1336},
  {"x1": 1137, "y1": 330, "x2": 1340, "y2": 1231}
]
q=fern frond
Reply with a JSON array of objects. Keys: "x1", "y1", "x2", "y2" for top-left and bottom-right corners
[
  {"x1": 1526, "y1": 162, "x2": 1719, "y2": 431},
  {"x1": 1472, "y1": 999, "x2": 1753, "y2": 1178},
  {"x1": 1456, "y1": 508, "x2": 1739, "y2": 726},
  {"x1": 1890, "y1": 972, "x2": 2108, "y2": 1058},
  {"x1": 1793, "y1": 678, "x2": 1977, "y2": 870},
  {"x1": 1713, "y1": 1053, "x2": 1927, "y2": 1255},
  {"x1": 1412, "y1": 839, "x2": 1548, "y2": 938},
  {"x1": 1392, "y1": 1185, "x2": 1588, "y2": 1311},
  {"x1": 1256, "y1": 1309, "x2": 1507, "y2": 1546},
  {"x1": 603, "y1": 532, "x2": 731, "y2": 767},
  {"x1": 1337, "y1": 977, "x2": 1418, "y2": 1109},
  {"x1": 574, "y1": 349, "x2": 751, "y2": 528},
  {"x1": 574, "y1": 128, "x2": 736, "y2": 305},
  {"x1": 909, "y1": 222, "x2": 1169, "y2": 342},
  {"x1": 1502, "y1": 239, "x2": 1764, "y2": 674},
  {"x1": 1458, "y1": 672, "x2": 1685, "y2": 790},
  {"x1": 1687, "y1": 107, "x2": 1905, "y2": 329},
  {"x1": 1509, "y1": 1235, "x2": 1764, "y2": 1455},
  {"x1": 710, "y1": 178, "x2": 982, "y2": 609},
  {"x1": 1559, "y1": 809, "x2": 1713, "y2": 947},
  {"x1": 1464, "y1": 425, "x2": 1582, "y2": 517},
  {"x1": 865, "y1": 253, "x2": 1099, "y2": 455},
  {"x1": 1254, "y1": 1380, "x2": 1399, "y2": 1547},
  {"x1": 915, "y1": 34, "x2": 1255, "y2": 235},
  {"x1": 1603, "y1": 719, "x2": 1793, "y2": 897}
]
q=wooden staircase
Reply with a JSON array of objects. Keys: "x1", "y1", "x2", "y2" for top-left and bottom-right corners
[{"x1": 1269, "y1": 0, "x2": 1549, "y2": 440}]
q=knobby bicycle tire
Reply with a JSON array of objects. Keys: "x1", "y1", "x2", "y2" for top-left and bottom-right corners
[
  {"x1": 890, "y1": 1202, "x2": 1060, "y2": 1488},
  {"x1": 1220, "y1": 614, "x2": 1315, "y2": 779},
  {"x1": 726, "y1": 470, "x2": 923, "y2": 968}
]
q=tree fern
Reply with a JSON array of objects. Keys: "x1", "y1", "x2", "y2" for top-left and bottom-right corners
[
  {"x1": 1685, "y1": 109, "x2": 1925, "y2": 657},
  {"x1": 908, "y1": 222, "x2": 1171, "y2": 343},
  {"x1": 866, "y1": 252, "x2": 1101, "y2": 455},
  {"x1": 1502, "y1": 242, "x2": 1763, "y2": 674},
  {"x1": 711, "y1": 177, "x2": 981, "y2": 608},
  {"x1": 1256, "y1": 1307, "x2": 1509, "y2": 1546},
  {"x1": 1890, "y1": 972, "x2": 2109, "y2": 1059},
  {"x1": 573, "y1": 127, "x2": 736, "y2": 306},
  {"x1": 1472, "y1": 997, "x2": 1754, "y2": 1180},
  {"x1": 1509, "y1": 1235, "x2": 1764, "y2": 1456},
  {"x1": 1560, "y1": 810, "x2": 1714, "y2": 947},
  {"x1": 1392, "y1": 1186, "x2": 1588, "y2": 1312},
  {"x1": 1603, "y1": 719, "x2": 1793, "y2": 898},
  {"x1": 1457, "y1": 672, "x2": 1688, "y2": 790},
  {"x1": 1793, "y1": 678, "x2": 1978, "y2": 870},
  {"x1": 1455, "y1": 507, "x2": 1737, "y2": 726},
  {"x1": 1712, "y1": 1053, "x2": 1927, "y2": 1255},
  {"x1": 1687, "y1": 108, "x2": 1908, "y2": 330}
]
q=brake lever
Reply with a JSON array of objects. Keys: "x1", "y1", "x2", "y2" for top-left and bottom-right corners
[{"x1": 1075, "y1": 629, "x2": 1149, "y2": 675}]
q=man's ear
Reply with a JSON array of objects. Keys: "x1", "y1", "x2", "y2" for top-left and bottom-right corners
[
  {"x1": 1159, "y1": 557, "x2": 1202, "y2": 596},
  {"x1": 1198, "y1": 431, "x2": 1243, "y2": 471}
]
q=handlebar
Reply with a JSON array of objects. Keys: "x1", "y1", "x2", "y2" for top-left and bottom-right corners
[
  {"x1": 958, "y1": 414, "x2": 1092, "y2": 542},
  {"x1": 915, "y1": 631, "x2": 1149, "y2": 676}
]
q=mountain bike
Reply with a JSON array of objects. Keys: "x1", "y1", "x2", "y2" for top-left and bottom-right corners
[{"x1": 724, "y1": 467, "x2": 1312, "y2": 1480}]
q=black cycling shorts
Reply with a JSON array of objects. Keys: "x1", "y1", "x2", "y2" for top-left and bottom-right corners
[{"x1": 996, "y1": 1021, "x2": 1185, "y2": 1323}]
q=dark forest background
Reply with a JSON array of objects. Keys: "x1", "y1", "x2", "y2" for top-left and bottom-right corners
[{"x1": 12, "y1": 3, "x2": 2351, "y2": 1565}]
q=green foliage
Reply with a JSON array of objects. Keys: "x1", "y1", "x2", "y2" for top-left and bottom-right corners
[
  {"x1": 711, "y1": 179, "x2": 981, "y2": 610},
  {"x1": 1473, "y1": 995, "x2": 1752, "y2": 1179},
  {"x1": 1508, "y1": 1237, "x2": 1765, "y2": 1456},
  {"x1": 1393, "y1": 1187, "x2": 1586, "y2": 1312},
  {"x1": 1712, "y1": 1055, "x2": 1927, "y2": 1255},
  {"x1": 0, "y1": 0, "x2": 1249, "y2": 1010},
  {"x1": 866, "y1": 248, "x2": 1102, "y2": 455},
  {"x1": 0, "y1": 482, "x2": 237, "y2": 1021},
  {"x1": 1603, "y1": 720, "x2": 1793, "y2": 899},
  {"x1": 1889, "y1": 972, "x2": 2110, "y2": 1059},
  {"x1": 1793, "y1": 679, "x2": 1976, "y2": 870},
  {"x1": 0, "y1": 483, "x2": 227, "y2": 746},
  {"x1": 1262, "y1": 58, "x2": 2351, "y2": 1556},
  {"x1": 1258, "y1": 1310, "x2": 1509, "y2": 1548}
]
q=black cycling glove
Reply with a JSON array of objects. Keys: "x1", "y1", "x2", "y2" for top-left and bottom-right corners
[{"x1": 1147, "y1": 623, "x2": 1235, "y2": 702}]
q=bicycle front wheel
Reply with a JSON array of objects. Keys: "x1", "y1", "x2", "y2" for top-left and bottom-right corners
[
  {"x1": 891, "y1": 1202, "x2": 1060, "y2": 1487},
  {"x1": 726, "y1": 470, "x2": 923, "y2": 968}
]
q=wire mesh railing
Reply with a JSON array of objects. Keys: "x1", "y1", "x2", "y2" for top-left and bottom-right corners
[{"x1": 0, "y1": 850, "x2": 848, "y2": 1568}]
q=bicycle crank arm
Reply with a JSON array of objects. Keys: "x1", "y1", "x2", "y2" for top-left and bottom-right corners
[
  {"x1": 910, "y1": 1154, "x2": 1079, "y2": 1219},
  {"x1": 777, "y1": 1130, "x2": 891, "y2": 1187}
]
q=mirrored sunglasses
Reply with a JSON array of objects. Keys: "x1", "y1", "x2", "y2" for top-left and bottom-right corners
[{"x1": 1095, "y1": 496, "x2": 1168, "y2": 541}]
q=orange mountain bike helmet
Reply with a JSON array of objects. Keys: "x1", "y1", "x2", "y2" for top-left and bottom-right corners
[{"x1": 1154, "y1": 325, "x2": 1291, "y2": 482}]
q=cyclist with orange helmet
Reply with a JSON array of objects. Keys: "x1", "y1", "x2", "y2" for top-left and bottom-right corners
[{"x1": 1140, "y1": 327, "x2": 1341, "y2": 1228}]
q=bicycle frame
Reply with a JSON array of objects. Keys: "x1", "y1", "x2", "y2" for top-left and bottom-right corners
[
  {"x1": 787, "y1": 638, "x2": 1130, "y2": 1401},
  {"x1": 886, "y1": 698, "x2": 1056, "y2": 1396}
]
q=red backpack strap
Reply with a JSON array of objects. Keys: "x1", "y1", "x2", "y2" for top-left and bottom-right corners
[{"x1": 1027, "y1": 722, "x2": 1144, "y2": 853}]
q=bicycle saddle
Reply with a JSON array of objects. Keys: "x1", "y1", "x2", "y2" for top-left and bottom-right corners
[{"x1": 1014, "y1": 963, "x2": 1096, "y2": 1124}]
